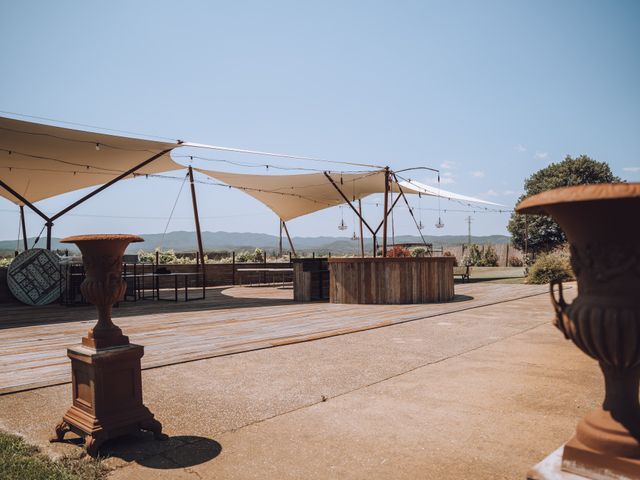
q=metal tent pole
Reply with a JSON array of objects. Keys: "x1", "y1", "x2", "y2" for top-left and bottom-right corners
[
  {"x1": 382, "y1": 167, "x2": 390, "y2": 257},
  {"x1": 323, "y1": 172, "x2": 376, "y2": 236},
  {"x1": 19, "y1": 205, "x2": 28, "y2": 251},
  {"x1": 49, "y1": 149, "x2": 175, "y2": 223},
  {"x1": 281, "y1": 221, "x2": 296, "y2": 257},
  {"x1": 358, "y1": 199, "x2": 364, "y2": 258},
  {"x1": 279, "y1": 219, "x2": 283, "y2": 257},
  {"x1": 188, "y1": 166, "x2": 206, "y2": 283}
]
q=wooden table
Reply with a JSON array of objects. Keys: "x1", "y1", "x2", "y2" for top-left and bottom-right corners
[{"x1": 236, "y1": 268, "x2": 293, "y2": 287}]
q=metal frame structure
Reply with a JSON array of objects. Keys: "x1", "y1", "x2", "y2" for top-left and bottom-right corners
[{"x1": 0, "y1": 148, "x2": 176, "y2": 250}]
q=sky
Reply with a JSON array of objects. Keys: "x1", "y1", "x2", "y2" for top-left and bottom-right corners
[{"x1": 0, "y1": 0, "x2": 638, "y2": 243}]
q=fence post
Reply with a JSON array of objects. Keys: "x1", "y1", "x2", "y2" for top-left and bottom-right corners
[
  {"x1": 232, "y1": 251, "x2": 236, "y2": 285},
  {"x1": 505, "y1": 243, "x2": 510, "y2": 267}
]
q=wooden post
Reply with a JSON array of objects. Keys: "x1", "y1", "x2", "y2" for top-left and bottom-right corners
[
  {"x1": 20, "y1": 205, "x2": 28, "y2": 251},
  {"x1": 382, "y1": 167, "x2": 390, "y2": 257},
  {"x1": 524, "y1": 214, "x2": 529, "y2": 259},
  {"x1": 232, "y1": 251, "x2": 236, "y2": 285},
  {"x1": 282, "y1": 220, "x2": 297, "y2": 257},
  {"x1": 188, "y1": 167, "x2": 206, "y2": 290},
  {"x1": 505, "y1": 243, "x2": 510, "y2": 267},
  {"x1": 279, "y1": 219, "x2": 283, "y2": 257},
  {"x1": 358, "y1": 199, "x2": 364, "y2": 258}
]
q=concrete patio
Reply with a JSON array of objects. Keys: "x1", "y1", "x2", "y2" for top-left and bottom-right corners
[{"x1": 0, "y1": 282, "x2": 601, "y2": 479}]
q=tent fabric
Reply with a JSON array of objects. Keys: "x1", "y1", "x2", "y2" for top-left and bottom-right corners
[
  {"x1": 0, "y1": 116, "x2": 183, "y2": 205},
  {"x1": 397, "y1": 179, "x2": 502, "y2": 206},
  {"x1": 195, "y1": 168, "x2": 501, "y2": 221},
  {"x1": 195, "y1": 168, "x2": 387, "y2": 221}
]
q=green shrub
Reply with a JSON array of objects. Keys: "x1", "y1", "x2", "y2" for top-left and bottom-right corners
[
  {"x1": 526, "y1": 253, "x2": 574, "y2": 284},
  {"x1": 463, "y1": 244, "x2": 483, "y2": 266},
  {"x1": 482, "y1": 246, "x2": 499, "y2": 267},
  {"x1": 463, "y1": 244, "x2": 498, "y2": 267},
  {"x1": 411, "y1": 247, "x2": 428, "y2": 257},
  {"x1": 0, "y1": 257, "x2": 12, "y2": 268},
  {"x1": 508, "y1": 256, "x2": 524, "y2": 267}
]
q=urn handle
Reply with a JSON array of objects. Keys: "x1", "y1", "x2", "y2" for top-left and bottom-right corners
[{"x1": 549, "y1": 279, "x2": 569, "y2": 339}]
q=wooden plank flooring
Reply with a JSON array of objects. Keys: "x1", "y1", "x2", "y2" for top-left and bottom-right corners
[{"x1": 0, "y1": 283, "x2": 549, "y2": 394}]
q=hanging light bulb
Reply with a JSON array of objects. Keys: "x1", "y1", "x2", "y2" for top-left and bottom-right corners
[
  {"x1": 418, "y1": 220, "x2": 424, "y2": 230},
  {"x1": 351, "y1": 231, "x2": 358, "y2": 241},
  {"x1": 95, "y1": 143, "x2": 100, "y2": 151},
  {"x1": 337, "y1": 206, "x2": 348, "y2": 231},
  {"x1": 434, "y1": 171, "x2": 444, "y2": 228}
]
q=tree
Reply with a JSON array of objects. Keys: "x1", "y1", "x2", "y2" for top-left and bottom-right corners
[{"x1": 508, "y1": 155, "x2": 621, "y2": 253}]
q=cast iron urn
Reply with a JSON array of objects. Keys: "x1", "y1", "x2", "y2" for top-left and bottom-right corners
[
  {"x1": 517, "y1": 183, "x2": 640, "y2": 479},
  {"x1": 51, "y1": 234, "x2": 165, "y2": 456}
]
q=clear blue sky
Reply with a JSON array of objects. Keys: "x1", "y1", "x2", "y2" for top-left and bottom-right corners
[{"x1": 1, "y1": 0, "x2": 638, "y2": 242}]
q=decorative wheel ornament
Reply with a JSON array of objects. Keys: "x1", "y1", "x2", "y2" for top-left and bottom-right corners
[{"x1": 7, "y1": 249, "x2": 65, "y2": 305}]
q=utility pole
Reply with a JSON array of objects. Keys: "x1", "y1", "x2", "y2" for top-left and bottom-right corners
[{"x1": 465, "y1": 216, "x2": 473, "y2": 246}]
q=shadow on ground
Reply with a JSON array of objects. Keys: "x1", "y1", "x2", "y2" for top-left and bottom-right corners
[
  {"x1": 0, "y1": 286, "x2": 295, "y2": 330},
  {"x1": 100, "y1": 432, "x2": 222, "y2": 469}
]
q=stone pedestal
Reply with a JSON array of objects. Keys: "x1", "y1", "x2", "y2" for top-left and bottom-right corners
[{"x1": 53, "y1": 344, "x2": 164, "y2": 456}]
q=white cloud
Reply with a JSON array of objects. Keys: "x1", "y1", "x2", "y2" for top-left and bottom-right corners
[
  {"x1": 534, "y1": 151, "x2": 549, "y2": 160},
  {"x1": 484, "y1": 189, "x2": 499, "y2": 196},
  {"x1": 440, "y1": 161, "x2": 457, "y2": 170},
  {"x1": 515, "y1": 144, "x2": 526, "y2": 152},
  {"x1": 470, "y1": 171, "x2": 485, "y2": 178},
  {"x1": 502, "y1": 190, "x2": 520, "y2": 196},
  {"x1": 426, "y1": 171, "x2": 455, "y2": 185},
  {"x1": 623, "y1": 166, "x2": 640, "y2": 172}
]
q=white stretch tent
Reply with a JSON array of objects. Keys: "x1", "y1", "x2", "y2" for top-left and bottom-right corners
[
  {"x1": 0, "y1": 116, "x2": 182, "y2": 206},
  {"x1": 195, "y1": 168, "x2": 388, "y2": 222},
  {"x1": 0, "y1": 115, "x2": 184, "y2": 248},
  {"x1": 195, "y1": 168, "x2": 500, "y2": 222},
  {"x1": 397, "y1": 179, "x2": 501, "y2": 207}
]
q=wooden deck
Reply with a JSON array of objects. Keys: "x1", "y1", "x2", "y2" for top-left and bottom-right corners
[{"x1": 0, "y1": 283, "x2": 549, "y2": 395}]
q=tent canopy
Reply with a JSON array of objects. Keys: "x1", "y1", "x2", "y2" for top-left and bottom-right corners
[
  {"x1": 397, "y1": 179, "x2": 502, "y2": 207},
  {"x1": 195, "y1": 168, "x2": 501, "y2": 222},
  {"x1": 195, "y1": 168, "x2": 387, "y2": 222},
  {"x1": 0, "y1": 116, "x2": 183, "y2": 206}
]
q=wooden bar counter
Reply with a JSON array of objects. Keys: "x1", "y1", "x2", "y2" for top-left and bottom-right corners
[{"x1": 328, "y1": 257, "x2": 455, "y2": 304}]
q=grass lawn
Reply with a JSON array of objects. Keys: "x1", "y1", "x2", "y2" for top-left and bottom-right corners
[
  {"x1": 0, "y1": 431, "x2": 106, "y2": 480},
  {"x1": 455, "y1": 266, "x2": 527, "y2": 285}
]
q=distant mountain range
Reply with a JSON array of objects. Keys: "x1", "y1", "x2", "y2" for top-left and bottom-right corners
[{"x1": 1, "y1": 231, "x2": 511, "y2": 256}]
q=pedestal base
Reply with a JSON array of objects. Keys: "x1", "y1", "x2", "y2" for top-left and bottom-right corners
[
  {"x1": 51, "y1": 343, "x2": 165, "y2": 456},
  {"x1": 527, "y1": 447, "x2": 588, "y2": 479},
  {"x1": 527, "y1": 444, "x2": 640, "y2": 480},
  {"x1": 562, "y1": 435, "x2": 640, "y2": 480}
]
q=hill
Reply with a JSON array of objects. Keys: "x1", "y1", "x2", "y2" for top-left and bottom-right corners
[{"x1": 0, "y1": 231, "x2": 511, "y2": 256}]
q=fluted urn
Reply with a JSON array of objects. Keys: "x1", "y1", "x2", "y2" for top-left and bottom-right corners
[
  {"x1": 517, "y1": 183, "x2": 640, "y2": 479},
  {"x1": 53, "y1": 233, "x2": 164, "y2": 456},
  {"x1": 61, "y1": 234, "x2": 143, "y2": 348}
]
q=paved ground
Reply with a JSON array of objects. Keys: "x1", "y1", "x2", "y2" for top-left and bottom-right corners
[
  {"x1": 0, "y1": 282, "x2": 546, "y2": 393},
  {"x1": 0, "y1": 282, "x2": 602, "y2": 479}
]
